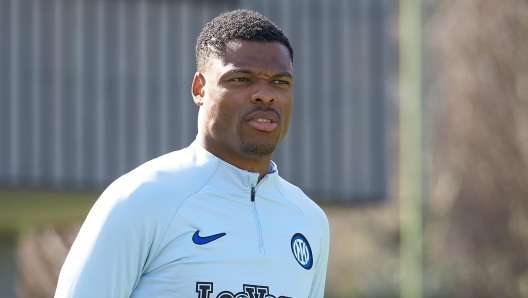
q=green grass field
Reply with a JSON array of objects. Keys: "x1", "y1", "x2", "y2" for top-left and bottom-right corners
[{"x1": 0, "y1": 189, "x2": 98, "y2": 234}]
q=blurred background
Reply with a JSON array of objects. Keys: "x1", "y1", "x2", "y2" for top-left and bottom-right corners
[{"x1": 0, "y1": 0, "x2": 527, "y2": 297}]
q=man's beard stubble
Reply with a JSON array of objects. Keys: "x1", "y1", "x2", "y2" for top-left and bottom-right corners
[
  {"x1": 238, "y1": 106, "x2": 283, "y2": 157},
  {"x1": 239, "y1": 138, "x2": 278, "y2": 157}
]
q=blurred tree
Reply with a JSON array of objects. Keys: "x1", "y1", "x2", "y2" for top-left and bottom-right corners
[
  {"x1": 16, "y1": 225, "x2": 79, "y2": 298},
  {"x1": 426, "y1": 0, "x2": 528, "y2": 297}
]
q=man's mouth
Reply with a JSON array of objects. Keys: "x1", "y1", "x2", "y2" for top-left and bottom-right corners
[
  {"x1": 247, "y1": 116, "x2": 278, "y2": 132},
  {"x1": 255, "y1": 118, "x2": 272, "y2": 123},
  {"x1": 245, "y1": 109, "x2": 280, "y2": 132},
  {"x1": 248, "y1": 119, "x2": 278, "y2": 131}
]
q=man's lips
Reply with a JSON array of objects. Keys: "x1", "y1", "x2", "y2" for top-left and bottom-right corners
[
  {"x1": 248, "y1": 118, "x2": 279, "y2": 131},
  {"x1": 245, "y1": 110, "x2": 280, "y2": 132}
]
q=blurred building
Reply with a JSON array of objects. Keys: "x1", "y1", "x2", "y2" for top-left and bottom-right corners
[
  {"x1": 0, "y1": 1, "x2": 399, "y2": 297},
  {"x1": 0, "y1": 0, "x2": 396, "y2": 203}
]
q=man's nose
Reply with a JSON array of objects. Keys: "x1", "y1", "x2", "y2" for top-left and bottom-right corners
[{"x1": 250, "y1": 83, "x2": 275, "y2": 104}]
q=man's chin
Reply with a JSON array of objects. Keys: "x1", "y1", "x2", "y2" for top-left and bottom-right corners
[{"x1": 239, "y1": 141, "x2": 277, "y2": 157}]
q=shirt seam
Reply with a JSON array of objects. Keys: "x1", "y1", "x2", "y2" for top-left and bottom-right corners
[
  {"x1": 144, "y1": 158, "x2": 222, "y2": 272},
  {"x1": 276, "y1": 179, "x2": 325, "y2": 269}
]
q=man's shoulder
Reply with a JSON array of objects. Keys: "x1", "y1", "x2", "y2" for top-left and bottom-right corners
[
  {"x1": 125, "y1": 145, "x2": 217, "y2": 185},
  {"x1": 276, "y1": 176, "x2": 329, "y2": 231},
  {"x1": 99, "y1": 145, "x2": 219, "y2": 210}
]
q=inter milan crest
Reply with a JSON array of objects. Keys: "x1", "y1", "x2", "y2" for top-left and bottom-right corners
[{"x1": 290, "y1": 233, "x2": 313, "y2": 270}]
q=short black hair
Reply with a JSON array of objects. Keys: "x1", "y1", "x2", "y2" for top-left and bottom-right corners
[{"x1": 196, "y1": 9, "x2": 294, "y2": 71}]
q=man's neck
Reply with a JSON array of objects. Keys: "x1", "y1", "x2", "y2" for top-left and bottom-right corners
[{"x1": 197, "y1": 138, "x2": 272, "y2": 182}]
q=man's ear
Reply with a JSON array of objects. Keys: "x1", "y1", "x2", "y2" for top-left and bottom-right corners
[{"x1": 192, "y1": 72, "x2": 206, "y2": 106}]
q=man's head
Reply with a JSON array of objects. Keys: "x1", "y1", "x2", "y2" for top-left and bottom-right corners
[
  {"x1": 192, "y1": 10, "x2": 294, "y2": 172},
  {"x1": 195, "y1": 9, "x2": 293, "y2": 72}
]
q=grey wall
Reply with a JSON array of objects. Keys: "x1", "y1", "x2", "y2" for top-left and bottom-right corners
[{"x1": 0, "y1": 0, "x2": 397, "y2": 203}]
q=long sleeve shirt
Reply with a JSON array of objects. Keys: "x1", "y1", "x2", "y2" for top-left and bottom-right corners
[{"x1": 55, "y1": 141, "x2": 330, "y2": 298}]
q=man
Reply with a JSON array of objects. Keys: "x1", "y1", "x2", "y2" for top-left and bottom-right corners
[{"x1": 55, "y1": 9, "x2": 329, "y2": 298}]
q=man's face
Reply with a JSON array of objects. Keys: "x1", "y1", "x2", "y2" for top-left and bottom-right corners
[{"x1": 193, "y1": 40, "x2": 293, "y2": 162}]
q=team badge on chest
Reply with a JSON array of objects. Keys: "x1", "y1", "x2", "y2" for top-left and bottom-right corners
[{"x1": 290, "y1": 233, "x2": 313, "y2": 270}]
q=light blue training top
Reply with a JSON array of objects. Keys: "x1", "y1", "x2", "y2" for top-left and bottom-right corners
[{"x1": 55, "y1": 141, "x2": 330, "y2": 298}]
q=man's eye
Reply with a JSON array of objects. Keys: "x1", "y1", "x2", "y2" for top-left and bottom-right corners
[
  {"x1": 274, "y1": 80, "x2": 290, "y2": 85},
  {"x1": 233, "y1": 78, "x2": 249, "y2": 82}
]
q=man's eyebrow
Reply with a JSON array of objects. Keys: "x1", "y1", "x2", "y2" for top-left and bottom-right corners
[
  {"x1": 273, "y1": 72, "x2": 293, "y2": 79},
  {"x1": 223, "y1": 69, "x2": 293, "y2": 79},
  {"x1": 222, "y1": 69, "x2": 253, "y2": 76}
]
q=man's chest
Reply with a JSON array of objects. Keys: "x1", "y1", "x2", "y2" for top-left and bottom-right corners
[{"x1": 131, "y1": 191, "x2": 321, "y2": 297}]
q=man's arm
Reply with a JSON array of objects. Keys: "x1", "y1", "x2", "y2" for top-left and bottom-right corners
[{"x1": 54, "y1": 182, "x2": 156, "y2": 298}]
